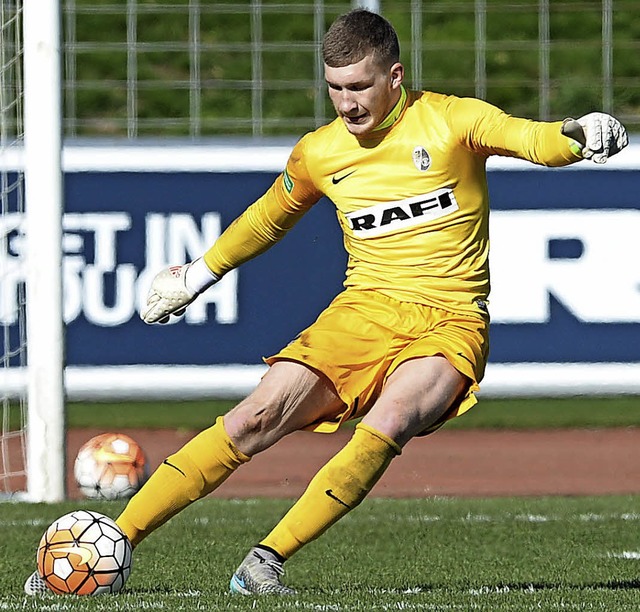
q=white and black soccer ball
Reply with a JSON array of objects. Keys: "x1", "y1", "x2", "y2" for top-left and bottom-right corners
[
  {"x1": 74, "y1": 432, "x2": 149, "y2": 500},
  {"x1": 37, "y1": 510, "x2": 132, "y2": 595}
]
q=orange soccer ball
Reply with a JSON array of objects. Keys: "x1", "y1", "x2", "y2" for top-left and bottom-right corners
[
  {"x1": 74, "y1": 432, "x2": 148, "y2": 500},
  {"x1": 37, "y1": 510, "x2": 132, "y2": 595}
]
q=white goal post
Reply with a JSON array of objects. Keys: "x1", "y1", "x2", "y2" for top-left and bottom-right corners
[
  {"x1": 23, "y1": 0, "x2": 65, "y2": 501},
  {"x1": 0, "y1": 0, "x2": 65, "y2": 502}
]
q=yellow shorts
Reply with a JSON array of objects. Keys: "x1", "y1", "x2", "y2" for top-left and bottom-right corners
[{"x1": 266, "y1": 288, "x2": 489, "y2": 433}]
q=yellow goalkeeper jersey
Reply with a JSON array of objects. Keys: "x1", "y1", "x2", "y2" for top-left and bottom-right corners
[{"x1": 205, "y1": 90, "x2": 580, "y2": 317}]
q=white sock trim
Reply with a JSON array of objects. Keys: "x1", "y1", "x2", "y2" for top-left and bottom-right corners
[{"x1": 185, "y1": 258, "x2": 220, "y2": 294}]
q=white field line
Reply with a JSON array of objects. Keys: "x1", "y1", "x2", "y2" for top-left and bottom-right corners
[
  {"x1": 3, "y1": 511, "x2": 640, "y2": 530},
  {"x1": 0, "y1": 518, "x2": 49, "y2": 528},
  {"x1": 608, "y1": 551, "x2": 640, "y2": 560},
  {"x1": 354, "y1": 511, "x2": 640, "y2": 525}
]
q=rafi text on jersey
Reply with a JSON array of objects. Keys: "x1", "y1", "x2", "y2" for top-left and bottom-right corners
[{"x1": 345, "y1": 187, "x2": 459, "y2": 238}]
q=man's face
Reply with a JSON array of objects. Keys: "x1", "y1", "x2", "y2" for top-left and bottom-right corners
[{"x1": 325, "y1": 55, "x2": 403, "y2": 136}]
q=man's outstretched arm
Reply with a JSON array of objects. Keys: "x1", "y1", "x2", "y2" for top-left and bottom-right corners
[
  {"x1": 141, "y1": 174, "x2": 314, "y2": 324},
  {"x1": 449, "y1": 97, "x2": 629, "y2": 167}
]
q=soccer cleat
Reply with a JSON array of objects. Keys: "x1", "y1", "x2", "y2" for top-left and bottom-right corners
[
  {"x1": 24, "y1": 570, "x2": 49, "y2": 595},
  {"x1": 229, "y1": 546, "x2": 296, "y2": 595}
]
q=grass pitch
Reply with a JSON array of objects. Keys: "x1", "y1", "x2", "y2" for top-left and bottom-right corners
[
  {"x1": 66, "y1": 395, "x2": 640, "y2": 431},
  {"x1": 3, "y1": 495, "x2": 640, "y2": 611},
  {"x1": 3, "y1": 397, "x2": 639, "y2": 609}
]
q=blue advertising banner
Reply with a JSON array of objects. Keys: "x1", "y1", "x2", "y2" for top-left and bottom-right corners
[
  {"x1": 487, "y1": 170, "x2": 639, "y2": 363},
  {"x1": 2, "y1": 165, "x2": 639, "y2": 368},
  {"x1": 62, "y1": 171, "x2": 347, "y2": 366}
]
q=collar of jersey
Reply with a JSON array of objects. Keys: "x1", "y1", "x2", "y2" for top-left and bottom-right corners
[{"x1": 372, "y1": 85, "x2": 407, "y2": 132}]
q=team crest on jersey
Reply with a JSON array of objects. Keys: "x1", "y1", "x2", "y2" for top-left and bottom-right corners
[
  {"x1": 412, "y1": 146, "x2": 431, "y2": 171},
  {"x1": 345, "y1": 187, "x2": 458, "y2": 239}
]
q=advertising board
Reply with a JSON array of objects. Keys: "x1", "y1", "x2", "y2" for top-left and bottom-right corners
[{"x1": 2, "y1": 144, "x2": 638, "y2": 396}]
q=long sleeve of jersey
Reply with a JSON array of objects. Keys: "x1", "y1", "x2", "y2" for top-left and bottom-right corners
[
  {"x1": 446, "y1": 96, "x2": 580, "y2": 166},
  {"x1": 203, "y1": 138, "x2": 322, "y2": 277}
]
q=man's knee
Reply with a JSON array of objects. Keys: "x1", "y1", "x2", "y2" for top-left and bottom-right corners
[
  {"x1": 224, "y1": 397, "x2": 284, "y2": 447},
  {"x1": 362, "y1": 356, "x2": 468, "y2": 445}
]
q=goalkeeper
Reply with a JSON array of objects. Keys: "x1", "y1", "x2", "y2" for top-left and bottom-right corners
[{"x1": 25, "y1": 8, "x2": 630, "y2": 597}]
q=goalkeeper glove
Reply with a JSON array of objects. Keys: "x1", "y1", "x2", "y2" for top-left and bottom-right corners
[
  {"x1": 141, "y1": 258, "x2": 219, "y2": 324},
  {"x1": 562, "y1": 113, "x2": 628, "y2": 164}
]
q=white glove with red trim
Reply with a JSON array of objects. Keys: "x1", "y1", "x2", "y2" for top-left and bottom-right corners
[
  {"x1": 141, "y1": 258, "x2": 218, "y2": 324},
  {"x1": 562, "y1": 113, "x2": 628, "y2": 164}
]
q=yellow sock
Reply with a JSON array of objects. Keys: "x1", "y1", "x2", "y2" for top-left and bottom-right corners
[
  {"x1": 260, "y1": 423, "x2": 401, "y2": 559},
  {"x1": 116, "y1": 416, "x2": 249, "y2": 547}
]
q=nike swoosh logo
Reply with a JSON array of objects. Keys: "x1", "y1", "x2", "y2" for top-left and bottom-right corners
[
  {"x1": 457, "y1": 352, "x2": 475, "y2": 367},
  {"x1": 163, "y1": 459, "x2": 186, "y2": 477},
  {"x1": 49, "y1": 545, "x2": 94, "y2": 566},
  {"x1": 325, "y1": 489, "x2": 352, "y2": 509},
  {"x1": 332, "y1": 170, "x2": 356, "y2": 184}
]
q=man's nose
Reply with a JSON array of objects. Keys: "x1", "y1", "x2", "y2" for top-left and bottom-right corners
[{"x1": 338, "y1": 91, "x2": 357, "y2": 114}]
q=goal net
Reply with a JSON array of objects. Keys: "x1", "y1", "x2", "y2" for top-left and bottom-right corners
[
  {"x1": 0, "y1": 0, "x2": 27, "y2": 499},
  {"x1": 1, "y1": 0, "x2": 65, "y2": 502}
]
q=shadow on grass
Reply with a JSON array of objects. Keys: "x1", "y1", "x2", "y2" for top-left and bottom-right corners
[
  {"x1": 589, "y1": 579, "x2": 640, "y2": 590},
  {"x1": 128, "y1": 579, "x2": 640, "y2": 598},
  {"x1": 405, "y1": 579, "x2": 640, "y2": 594}
]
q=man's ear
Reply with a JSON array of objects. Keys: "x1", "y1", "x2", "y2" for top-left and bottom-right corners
[{"x1": 389, "y1": 62, "x2": 404, "y2": 88}]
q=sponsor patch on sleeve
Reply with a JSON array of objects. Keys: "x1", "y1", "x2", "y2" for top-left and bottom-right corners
[{"x1": 283, "y1": 168, "x2": 294, "y2": 193}]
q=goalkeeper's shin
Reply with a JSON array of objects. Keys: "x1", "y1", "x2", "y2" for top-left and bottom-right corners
[
  {"x1": 116, "y1": 417, "x2": 249, "y2": 546},
  {"x1": 259, "y1": 423, "x2": 401, "y2": 559}
]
